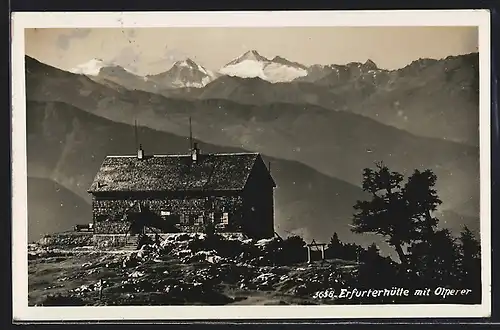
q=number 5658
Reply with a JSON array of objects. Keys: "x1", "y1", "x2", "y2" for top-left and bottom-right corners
[{"x1": 312, "y1": 290, "x2": 336, "y2": 299}]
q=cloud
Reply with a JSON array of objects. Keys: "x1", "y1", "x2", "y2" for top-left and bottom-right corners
[
  {"x1": 56, "y1": 29, "x2": 92, "y2": 50},
  {"x1": 110, "y1": 46, "x2": 143, "y2": 73},
  {"x1": 164, "y1": 46, "x2": 188, "y2": 62},
  {"x1": 126, "y1": 29, "x2": 137, "y2": 39},
  {"x1": 145, "y1": 46, "x2": 189, "y2": 73}
]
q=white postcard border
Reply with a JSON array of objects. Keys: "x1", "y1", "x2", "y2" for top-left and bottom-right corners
[{"x1": 11, "y1": 10, "x2": 492, "y2": 321}]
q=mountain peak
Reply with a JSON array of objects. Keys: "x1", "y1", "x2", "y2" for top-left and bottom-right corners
[
  {"x1": 173, "y1": 58, "x2": 198, "y2": 69},
  {"x1": 243, "y1": 50, "x2": 268, "y2": 61},
  {"x1": 220, "y1": 51, "x2": 309, "y2": 82},
  {"x1": 271, "y1": 56, "x2": 308, "y2": 69},
  {"x1": 271, "y1": 55, "x2": 288, "y2": 62},
  {"x1": 363, "y1": 59, "x2": 378, "y2": 70},
  {"x1": 170, "y1": 58, "x2": 215, "y2": 79},
  {"x1": 146, "y1": 57, "x2": 216, "y2": 88},
  {"x1": 225, "y1": 50, "x2": 269, "y2": 66},
  {"x1": 185, "y1": 58, "x2": 197, "y2": 66},
  {"x1": 244, "y1": 50, "x2": 267, "y2": 59}
]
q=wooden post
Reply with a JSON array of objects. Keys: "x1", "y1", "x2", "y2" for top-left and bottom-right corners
[
  {"x1": 307, "y1": 246, "x2": 311, "y2": 264},
  {"x1": 320, "y1": 245, "x2": 325, "y2": 260},
  {"x1": 99, "y1": 279, "x2": 103, "y2": 301}
]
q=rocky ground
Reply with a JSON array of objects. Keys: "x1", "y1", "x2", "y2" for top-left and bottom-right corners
[{"x1": 29, "y1": 232, "x2": 365, "y2": 306}]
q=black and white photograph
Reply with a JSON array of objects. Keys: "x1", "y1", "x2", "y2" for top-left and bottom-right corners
[{"x1": 11, "y1": 10, "x2": 491, "y2": 320}]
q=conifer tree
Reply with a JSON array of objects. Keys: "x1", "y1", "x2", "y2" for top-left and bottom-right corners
[
  {"x1": 458, "y1": 225, "x2": 481, "y2": 284},
  {"x1": 351, "y1": 162, "x2": 442, "y2": 265}
]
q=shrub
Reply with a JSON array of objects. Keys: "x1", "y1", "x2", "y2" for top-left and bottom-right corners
[{"x1": 41, "y1": 294, "x2": 87, "y2": 306}]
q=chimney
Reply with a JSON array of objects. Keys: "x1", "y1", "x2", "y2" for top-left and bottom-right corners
[
  {"x1": 191, "y1": 142, "x2": 200, "y2": 163},
  {"x1": 137, "y1": 144, "x2": 144, "y2": 160}
]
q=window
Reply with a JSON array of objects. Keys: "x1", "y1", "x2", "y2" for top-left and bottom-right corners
[
  {"x1": 196, "y1": 214, "x2": 204, "y2": 224},
  {"x1": 188, "y1": 214, "x2": 198, "y2": 225},
  {"x1": 222, "y1": 212, "x2": 229, "y2": 225},
  {"x1": 170, "y1": 214, "x2": 181, "y2": 224}
]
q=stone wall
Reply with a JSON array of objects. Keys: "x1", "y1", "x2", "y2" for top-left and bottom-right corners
[
  {"x1": 94, "y1": 220, "x2": 130, "y2": 235},
  {"x1": 92, "y1": 195, "x2": 244, "y2": 234},
  {"x1": 92, "y1": 234, "x2": 129, "y2": 249}
]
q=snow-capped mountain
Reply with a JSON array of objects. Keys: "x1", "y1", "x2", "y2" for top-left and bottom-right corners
[
  {"x1": 219, "y1": 50, "x2": 308, "y2": 83},
  {"x1": 146, "y1": 58, "x2": 217, "y2": 89},
  {"x1": 69, "y1": 58, "x2": 156, "y2": 93},
  {"x1": 70, "y1": 58, "x2": 136, "y2": 76},
  {"x1": 294, "y1": 59, "x2": 382, "y2": 85},
  {"x1": 270, "y1": 55, "x2": 308, "y2": 70}
]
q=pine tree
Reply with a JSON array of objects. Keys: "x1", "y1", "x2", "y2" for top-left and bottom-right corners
[
  {"x1": 329, "y1": 232, "x2": 341, "y2": 247},
  {"x1": 366, "y1": 243, "x2": 380, "y2": 257},
  {"x1": 459, "y1": 225, "x2": 481, "y2": 259},
  {"x1": 408, "y1": 228, "x2": 461, "y2": 285},
  {"x1": 351, "y1": 162, "x2": 441, "y2": 266},
  {"x1": 325, "y1": 232, "x2": 342, "y2": 259},
  {"x1": 458, "y1": 225, "x2": 481, "y2": 284},
  {"x1": 403, "y1": 169, "x2": 441, "y2": 239}
]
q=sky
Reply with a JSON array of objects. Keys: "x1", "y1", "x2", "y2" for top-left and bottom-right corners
[{"x1": 25, "y1": 26, "x2": 478, "y2": 75}]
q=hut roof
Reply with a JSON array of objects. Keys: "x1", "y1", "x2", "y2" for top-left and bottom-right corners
[{"x1": 88, "y1": 152, "x2": 275, "y2": 193}]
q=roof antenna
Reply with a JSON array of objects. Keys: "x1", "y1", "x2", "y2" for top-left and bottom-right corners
[
  {"x1": 134, "y1": 119, "x2": 139, "y2": 150},
  {"x1": 189, "y1": 116, "x2": 193, "y2": 150}
]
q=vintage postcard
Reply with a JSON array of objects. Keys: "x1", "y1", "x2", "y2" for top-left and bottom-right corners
[{"x1": 11, "y1": 10, "x2": 491, "y2": 321}]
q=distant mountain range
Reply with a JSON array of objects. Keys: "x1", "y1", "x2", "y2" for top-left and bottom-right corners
[
  {"x1": 80, "y1": 58, "x2": 218, "y2": 91},
  {"x1": 67, "y1": 50, "x2": 479, "y2": 146},
  {"x1": 72, "y1": 50, "x2": 310, "y2": 87},
  {"x1": 24, "y1": 52, "x2": 480, "y2": 248},
  {"x1": 219, "y1": 50, "x2": 309, "y2": 83}
]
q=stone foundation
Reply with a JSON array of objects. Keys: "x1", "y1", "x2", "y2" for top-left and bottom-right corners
[{"x1": 92, "y1": 234, "x2": 131, "y2": 249}]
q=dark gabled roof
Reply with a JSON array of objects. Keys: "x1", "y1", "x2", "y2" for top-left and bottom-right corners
[{"x1": 88, "y1": 152, "x2": 275, "y2": 193}]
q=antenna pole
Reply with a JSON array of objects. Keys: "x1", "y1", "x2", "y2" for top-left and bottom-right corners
[
  {"x1": 189, "y1": 117, "x2": 193, "y2": 150},
  {"x1": 134, "y1": 119, "x2": 138, "y2": 151}
]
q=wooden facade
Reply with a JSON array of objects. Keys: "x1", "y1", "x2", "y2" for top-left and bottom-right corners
[{"x1": 87, "y1": 146, "x2": 276, "y2": 239}]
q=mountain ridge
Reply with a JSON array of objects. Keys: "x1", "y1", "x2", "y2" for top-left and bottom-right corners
[
  {"x1": 27, "y1": 176, "x2": 91, "y2": 242},
  {"x1": 145, "y1": 58, "x2": 217, "y2": 89},
  {"x1": 26, "y1": 99, "x2": 479, "y2": 254},
  {"x1": 27, "y1": 99, "x2": 375, "y2": 247},
  {"x1": 25, "y1": 55, "x2": 480, "y2": 226},
  {"x1": 68, "y1": 52, "x2": 479, "y2": 146},
  {"x1": 169, "y1": 53, "x2": 480, "y2": 146},
  {"x1": 60, "y1": 52, "x2": 479, "y2": 147},
  {"x1": 219, "y1": 50, "x2": 309, "y2": 83}
]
